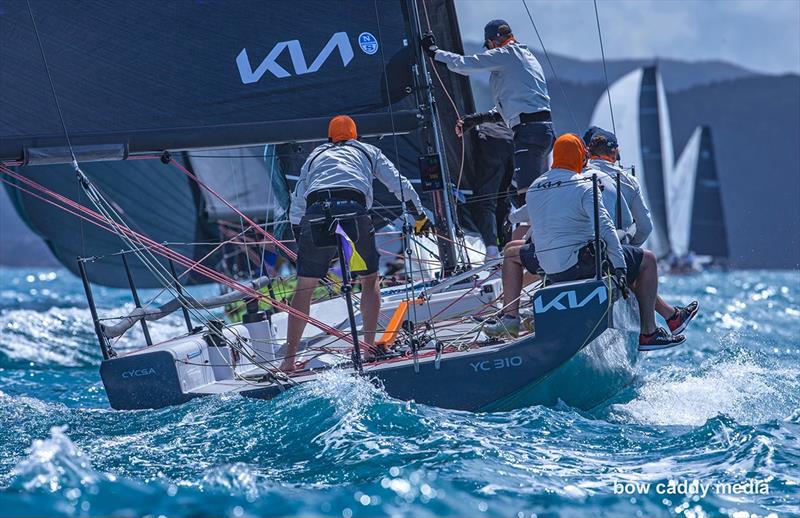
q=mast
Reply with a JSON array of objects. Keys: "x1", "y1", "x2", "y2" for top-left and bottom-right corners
[{"x1": 407, "y1": 0, "x2": 460, "y2": 275}]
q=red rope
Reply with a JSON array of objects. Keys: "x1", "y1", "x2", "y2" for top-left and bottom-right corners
[
  {"x1": 168, "y1": 159, "x2": 298, "y2": 261},
  {"x1": 0, "y1": 165, "x2": 370, "y2": 350}
]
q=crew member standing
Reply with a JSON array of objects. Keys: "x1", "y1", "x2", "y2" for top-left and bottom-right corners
[
  {"x1": 464, "y1": 119, "x2": 515, "y2": 258},
  {"x1": 423, "y1": 19, "x2": 555, "y2": 239},
  {"x1": 282, "y1": 115, "x2": 431, "y2": 372}
]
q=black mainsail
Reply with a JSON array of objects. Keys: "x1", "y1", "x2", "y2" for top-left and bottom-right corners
[{"x1": 1, "y1": 0, "x2": 478, "y2": 284}]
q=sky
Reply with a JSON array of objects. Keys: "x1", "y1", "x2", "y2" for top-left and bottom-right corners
[{"x1": 453, "y1": 0, "x2": 800, "y2": 75}]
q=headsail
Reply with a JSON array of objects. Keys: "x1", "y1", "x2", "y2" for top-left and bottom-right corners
[
  {"x1": 669, "y1": 126, "x2": 729, "y2": 260},
  {"x1": 3, "y1": 158, "x2": 219, "y2": 288},
  {"x1": 0, "y1": 0, "x2": 421, "y2": 162},
  {"x1": 590, "y1": 65, "x2": 673, "y2": 258}
]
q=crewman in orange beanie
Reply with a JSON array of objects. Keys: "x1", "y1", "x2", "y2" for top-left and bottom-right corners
[
  {"x1": 282, "y1": 115, "x2": 432, "y2": 372},
  {"x1": 485, "y1": 134, "x2": 687, "y2": 350}
]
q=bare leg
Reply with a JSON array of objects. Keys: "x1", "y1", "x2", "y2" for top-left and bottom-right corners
[
  {"x1": 358, "y1": 272, "x2": 380, "y2": 351},
  {"x1": 655, "y1": 295, "x2": 675, "y2": 320},
  {"x1": 501, "y1": 240, "x2": 527, "y2": 317},
  {"x1": 632, "y1": 250, "x2": 658, "y2": 335},
  {"x1": 281, "y1": 276, "x2": 319, "y2": 372},
  {"x1": 511, "y1": 224, "x2": 529, "y2": 241}
]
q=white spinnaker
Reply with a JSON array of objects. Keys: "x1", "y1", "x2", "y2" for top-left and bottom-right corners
[
  {"x1": 668, "y1": 127, "x2": 702, "y2": 257},
  {"x1": 590, "y1": 67, "x2": 670, "y2": 257}
]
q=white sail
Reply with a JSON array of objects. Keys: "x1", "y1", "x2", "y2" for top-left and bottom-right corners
[
  {"x1": 668, "y1": 126, "x2": 702, "y2": 257},
  {"x1": 590, "y1": 66, "x2": 673, "y2": 258}
]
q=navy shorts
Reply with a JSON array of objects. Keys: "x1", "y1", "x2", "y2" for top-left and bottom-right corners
[
  {"x1": 512, "y1": 121, "x2": 555, "y2": 191},
  {"x1": 518, "y1": 240, "x2": 541, "y2": 275},
  {"x1": 548, "y1": 244, "x2": 644, "y2": 285},
  {"x1": 296, "y1": 200, "x2": 379, "y2": 278}
]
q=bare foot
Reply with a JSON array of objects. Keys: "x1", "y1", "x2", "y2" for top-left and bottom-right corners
[{"x1": 279, "y1": 357, "x2": 296, "y2": 373}]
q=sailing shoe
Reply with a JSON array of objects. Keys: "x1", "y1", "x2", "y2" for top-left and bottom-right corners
[
  {"x1": 667, "y1": 300, "x2": 700, "y2": 335},
  {"x1": 483, "y1": 314, "x2": 521, "y2": 338},
  {"x1": 520, "y1": 309, "x2": 535, "y2": 333},
  {"x1": 638, "y1": 327, "x2": 686, "y2": 352}
]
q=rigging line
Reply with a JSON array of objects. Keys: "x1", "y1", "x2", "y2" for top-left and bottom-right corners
[
  {"x1": 0, "y1": 166, "x2": 360, "y2": 348},
  {"x1": 520, "y1": 0, "x2": 580, "y2": 132},
  {"x1": 24, "y1": 0, "x2": 76, "y2": 164},
  {"x1": 169, "y1": 158, "x2": 297, "y2": 261},
  {"x1": 372, "y1": 0, "x2": 424, "y2": 330},
  {"x1": 593, "y1": 0, "x2": 617, "y2": 136},
  {"x1": 419, "y1": 0, "x2": 467, "y2": 191}
]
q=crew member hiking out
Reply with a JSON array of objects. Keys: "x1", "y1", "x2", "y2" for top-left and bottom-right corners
[
  {"x1": 422, "y1": 19, "x2": 555, "y2": 240},
  {"x1": 584, "y1": 126, "x2": 699, "y2": 335},
  {"x1": 491, "y1": 134, "x2": 693, "y2": 349},
  {"x1": 282, "y1": 115, "x2": 432, "y2": 372}
]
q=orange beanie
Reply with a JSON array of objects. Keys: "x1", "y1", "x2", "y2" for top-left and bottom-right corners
[
  {"x1": 328, "y1": 115, "x2": 357, "y2": 143},
  {"x1": 551, "y1": 133, "x2": 587, "y2": 174}
]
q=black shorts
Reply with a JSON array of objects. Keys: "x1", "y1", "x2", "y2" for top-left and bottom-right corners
[
  {"x1": 548, "y1": 244, "x2": 643, "y2": 285},
  {"x1": 620, "y1": 245, "x2": 644, "y2": 284},
  {"x1": 519, "y1": 240, "x2": 541, "y2": 274},
  {"x1": 295, "y1": 200, "x2": 379, "y2": 279}
]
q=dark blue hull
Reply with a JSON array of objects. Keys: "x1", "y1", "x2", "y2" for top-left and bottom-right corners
[{"x1": 100, "y1": 278, "x2": 640, "y2": 412}]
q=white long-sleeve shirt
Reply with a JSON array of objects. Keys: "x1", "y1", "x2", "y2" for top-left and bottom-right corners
[
  {"x1": 583, "y1": 166, "x2": 635, "y2": 240},
  {"x1": 289, "y1": 140, "x2": 424, "y2": 225},
  {"x1": 588, "y1": 158, "x2": 653, "y2": 246},
  {"x1": 434, "y1": 43, "x2": 550, "y2": 128},
  {"x1": 526, "y1": 168, "x2": 626, "y2": 275}
]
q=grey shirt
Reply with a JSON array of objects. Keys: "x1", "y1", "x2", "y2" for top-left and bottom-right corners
[
  {"x1": 290, "y1": 140, "x2": 424, "y2": 225},
  {"x1": 588, "y1": 158, "x2": 653, "y2": 246},
  {"x1": 526, "y1": 168, "x2": 626, "y2": 274},
  {"x1": 434, "y1": 43, "x2": 550, "y2": 128}
]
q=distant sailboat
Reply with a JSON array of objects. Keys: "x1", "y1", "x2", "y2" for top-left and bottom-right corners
[
  {"x1": 668, "y1": 126, "x2": 729, "y2": 267},
  {"x1": 590, "y1": 65, "x2": 674, "y2": 258}
]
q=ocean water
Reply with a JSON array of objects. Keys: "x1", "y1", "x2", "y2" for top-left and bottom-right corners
[{"x1": 0, "y1": 267, "x2": 798, "y2": 517}]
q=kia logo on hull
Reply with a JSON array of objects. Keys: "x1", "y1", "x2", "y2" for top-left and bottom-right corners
[
  {"x1": 237, "y1": 31, "x2": 377, "y2": 84},
  {"x1": 534, "y1": 286, "x2": 607, "y2": 313}
]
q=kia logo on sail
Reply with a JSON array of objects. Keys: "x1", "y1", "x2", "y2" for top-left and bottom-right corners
[
  {"x1": 534, "y1": 286, "x2": 607, "y2": 314},
  {"x1": 237, "y1": 31, "x2": 378, "y2": 84},
  {"x1": 122, "y1": 368, "x2": 156, "y2": 379}
]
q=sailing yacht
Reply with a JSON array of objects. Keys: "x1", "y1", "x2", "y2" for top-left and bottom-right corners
[
  {"x1": 1, "y1": 0, "x2": 642, "y2": 412},
  {"x1": 590, "y1": 65, "x2": 674, "y2": 259},
  {"x1": 668, "y1": 126, "x2": 730, "y2": 271}
]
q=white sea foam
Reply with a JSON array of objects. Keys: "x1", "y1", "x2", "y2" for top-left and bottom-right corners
[{"x1": 609, "y1": 350, "x2": 799, "y2": 426}]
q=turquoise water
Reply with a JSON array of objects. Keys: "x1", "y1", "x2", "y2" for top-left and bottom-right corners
[{"x1": 0, "y1": 268, "x2": 798, "y2": 517}]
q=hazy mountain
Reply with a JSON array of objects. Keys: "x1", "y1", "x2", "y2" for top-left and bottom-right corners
[
  {"x1": 469, "y1": 65, "x2": 800, "y2": 269},
  {"x1": 463, "y1": 42, "x2": 759, "y2": 92}
]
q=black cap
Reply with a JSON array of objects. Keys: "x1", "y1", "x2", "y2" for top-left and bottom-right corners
[
  {"x1": 484, "y1": 19, "x2": 512, "y2": 41},
  {"x1": 583, "y1": 126, "x2": 618, "y2": 149}
]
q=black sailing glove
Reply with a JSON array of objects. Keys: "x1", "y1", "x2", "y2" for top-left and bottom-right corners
[
  {"x1": 612, "y1": 267, "x2": 629, "y2": 299},
  {"x1": 460, "y1": 112, "x2": 484, "y2": 133},
  {"x1": 421, "y1": 32, "x2": 438, "y2": 58}
]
